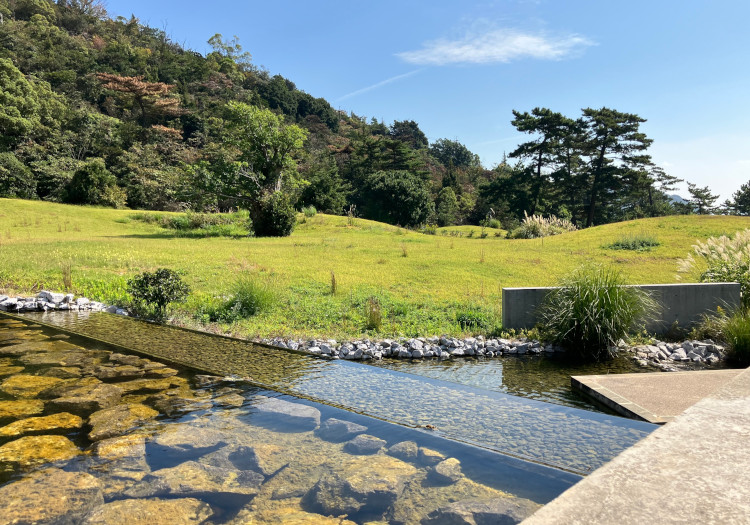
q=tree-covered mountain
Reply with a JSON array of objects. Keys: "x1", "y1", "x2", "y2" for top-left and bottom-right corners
[{"x1": 0, "y1": 0, "x2": 738, "y2": 234}]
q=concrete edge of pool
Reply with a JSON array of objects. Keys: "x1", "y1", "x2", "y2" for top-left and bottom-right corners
[{"x1": 522, "y1": 365, "x2": 750, "y2": 524}]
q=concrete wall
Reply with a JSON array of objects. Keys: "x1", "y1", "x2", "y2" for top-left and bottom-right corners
[{"x1": 502, "y1": 282, "x2": 741, "y2": 333}]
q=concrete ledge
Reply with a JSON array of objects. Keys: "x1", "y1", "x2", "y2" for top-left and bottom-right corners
[
  {"x1": 502, "y1": 282, "x2": 741, "y2": 333},
  {"x1": 522, "y1": 366, "x2": 750, "y2": 524},
  {"x1": 572, "y1": 369, "x2": 745, "y2": 424}
]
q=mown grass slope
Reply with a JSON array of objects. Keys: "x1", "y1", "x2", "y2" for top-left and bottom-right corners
[{"x1": 1, "y1": 198, "x2": 748, "y2": 339}]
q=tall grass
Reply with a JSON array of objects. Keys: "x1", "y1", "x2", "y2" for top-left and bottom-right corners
[
  {"x1": 197, "y1": 274, "x2": 277, "y2": 323},
  {"x1": 507, "y1": 212, "x2": 577, "y2": 239},
  {"x1": 606, "y1": 234, "x2": 660, "y2": 251},
  {"x1": 694, "y1": 307, "x2": 750, "y2": 366},
  {"x1": 538, "y1": 265, "x2": 658, "y2": 360},
  {"x1": 364, "y1": 296, "x2": 382, "y2": 331}
]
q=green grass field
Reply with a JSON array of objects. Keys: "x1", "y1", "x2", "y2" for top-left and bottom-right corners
[{"x1": 1, "y1": 198, "x2": 748, "y2": 339}]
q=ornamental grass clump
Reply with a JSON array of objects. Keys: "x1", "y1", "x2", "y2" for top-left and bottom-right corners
[
  {"x1": 677, "y1": 229, "x2": 750, "y2": 308},
  {"x1": 538, "y1": 265, "x2": 657, "y2": 361},
  {"x1": 507, "y1": 212, "x2": 577, "y2": 239},
  {"x1": 694, "y1": 307, "x2": 750, "y2": 367}
]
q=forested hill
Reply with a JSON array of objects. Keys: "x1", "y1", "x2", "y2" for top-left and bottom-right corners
[{"x1": 0, "y1": 1, "x2": 732, "y2": 233}]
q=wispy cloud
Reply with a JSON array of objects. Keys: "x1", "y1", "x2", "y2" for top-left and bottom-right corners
[
  {"x1": 337, "y1": 69, "x2": 425, "y2": 101},
  {"x1": 397, "y1": 29, "x2": 594, "y2": 66}
]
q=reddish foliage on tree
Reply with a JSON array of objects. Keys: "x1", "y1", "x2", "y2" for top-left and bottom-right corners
[{"x1": 96, "y1": 73, "x2": 182, "y2": 125}]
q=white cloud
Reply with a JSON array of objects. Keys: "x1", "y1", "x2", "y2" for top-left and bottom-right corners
[
  {"x1": 397, "y1": 29, "x2": 594, "y2": 66},
  {"x1": 337, "y1": 69, "x2": 425, "y2": 102}
]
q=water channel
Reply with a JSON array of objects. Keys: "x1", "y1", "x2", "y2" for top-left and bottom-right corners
[{"x1": 19, "y1": 311, "x2": 655, "y2": 475}]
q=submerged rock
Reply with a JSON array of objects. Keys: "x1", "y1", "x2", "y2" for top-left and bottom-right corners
[
  {"x1": 308, "y1": 455, "x2": 418, "y2": 518},
  {"x1": 344, "y1": 434, "x2": 387, "y2": 455},
  {"x1": 429, "y1": 458, "x2": 464, "y2": 485},
  {"x1": 0, "y1": 412, "x2": 83, "y2": 439},
  {"x1": 125, "y1": 460, "x2": 264, "y2": 507},
  {"x1": 202, "y1": 443, "x2": 289, "y2": 477},
  {"x1": 82, "y1": 497, "x2": 213, "y2": 525},
  {"x1": 0, "y1": 468, "x2": 103, "y2": 524},
  {"x1": 152, "y1": 423, "x2": 229, "y2": 458},
  {"x1": 316, "y1": 417, "x2": 368, "y2": 442},
  {"x1": 0, "y1": 365, "x2": 24, "y2": 378},
  {"x1": 94, "y1": 433, "x2": 147, "y2": 461},
  {"x1": 88, "y1": 403, "x2": 159, "y2": 441},
  {"x1": 48, "y1": 382, "x2": 124, "y2": 415},
  {"x1": 421, "y1": 497, "x2": 541, "y2": 525},
  {"x1": 418, "y1": 447, "x2": 446, "y2": 466},
  {"x1": 388, "y1": 440, "x2": 419, "y2": 462},
  {"x1": 230, "y1": 508, "x2": 357, "y2": 525},
  {"x1": 0, "y1": 435, "x2": 80, "y2": 471},
  {"x1": 253, "y1": 396, "x2": 321, "y2": 431}
]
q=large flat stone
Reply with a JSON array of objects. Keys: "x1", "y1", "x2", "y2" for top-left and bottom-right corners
[
  {"x1": 253, "y1": 396, "x2": 321, "y2": 431},
  {"x1": 88, "y1": 403, "x2": 159, "y2": 441},
  {"x1": 0, "y1": 374, "x2": 64, "y2": 398},
  {"x1": 0, "y1": 412, "x2": 83, "y2": 439},
  {"x1": 0, "y1": 435, "x2": 80, "y2": 471},
  {"x1": 48, "y1": 382, "x2": 123, "y2": 415}
]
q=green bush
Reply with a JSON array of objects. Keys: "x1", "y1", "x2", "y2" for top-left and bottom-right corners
[
  {"x1": 538, "y1": 265, "x2": 657, "y2": 361},
  {"x1": 63, "y1": 159, "x2": 126, "y2": 208},
  {"x1": 694, "y1": 307, "x2": 750, "y2": 366},
  {"x1": 129, "y1": 210, "x2": 252, "y2": 237},
  {"x1": 127, "y1": 268, "x2": 190, "y2": 322},
  {"x1": 253, "y1": 192, "x2": 297, "y2": 237},
  {"x1": 606, "y1": 234, "x2": 660, "y2": 251},
  {"x1": 455, "y1": 308, "x2": 489, "y2": 330},
  {"x1": 302, "y1": 205, "x2": 317, "y2": 218}
]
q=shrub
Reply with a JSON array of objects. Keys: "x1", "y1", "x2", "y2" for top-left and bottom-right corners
[
  {"x1": 455, "y1": 308, "x2": 489, "y2": 330},
  {"x1": 678, "y1": 229, "x2": 750, "y2": 308},
  {"x1": 64, "y1": 159, "x2": 126, "y2": 208},
  {"x1": 606, "y1": 234, "x2": 660, "y2": 251},
  {"x1": 421, "y1": 224, "x2": 438, "y2": 235},
  {"x1": 252, "y1": 192, "x2": 296, "y2": 237},
  {"x1": 302, "y1": 205, "x2": 317, "y2": 218},
  {"x1": 198, "y1": 275, "x2": 277, "y2": 323},
  {"x1": 129, "y1": 210, "x2": 252, "y2": 237},
  {"x1": 127, "y1": 268, "x2": 190, "y2": 322},
  {"x1": 538, "y1": 265, "x2": 657, "y2": 361},
  {"x1": 507, "y1": 212, "x2": 577, "y2": 239},
  {"x1": 693, "y1": 307, "x2": 750, "y2": 366}
]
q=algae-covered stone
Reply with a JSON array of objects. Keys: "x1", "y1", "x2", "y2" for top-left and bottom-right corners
[
  {"x1": 125, "y1": 460, "x2": 264, "y2": 506},
  {"x1": 309, "y1": 454, "x2": 418, "y2": 517},
  {"x1": 88, "y1": 403, "x2": 159, "y2": 441},
  {"x1": 0, "y1": 374, "x2": 64, "y2": 398},
  {"x1": 39, "y1": 376, "x2": 102, "y2": 398},
  {"x1": 0, "y1": 399, "x2": 45, "y2": 423},
  {"x1": 0, "y1": 412, "x2": 83, "y2": 438},
  {"x1": 116, "y1": 377, "x2": 187, "y2": 394},
  {"x1": 19, "y1": 349, "x2": 99, "y2": 367},
  {"x1": 0, "y1": 468, "x2": 103, "y2": 524},
  {"x1": 213, "y1": 392, "x2": 246, "y2": 407},
  {"x1": 41, "y1": 366, "x2": 83, "y2": 379},
  {"x1": 48, "y1": 382, "x2": 123, "y2": 415},
  {"x1": 94, "y1": 434, "x2": 147, "y2": 460},
  {"x1": 421, "y1": 497, "x2": 541, "y2": 525},
  {"x1": 93, "y1": 364, "x2": 145, "y2": 380},
  {"x1": 0, "y1": 364, "x2": 24, "y2": 377},
  {"x1": 82, "y1": 497, "x2": 213, "y2": 524},
  {"x1": 0, "y1": 435, "x2": 80, "y2": 470}
]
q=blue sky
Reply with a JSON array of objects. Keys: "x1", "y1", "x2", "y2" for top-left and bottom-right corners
[{"x1": 105, "y1": 0, "x2": 750, "y2": 201}]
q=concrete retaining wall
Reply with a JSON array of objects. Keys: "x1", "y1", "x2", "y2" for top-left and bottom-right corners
[{"x1": 502, "y1": 282, "x2": 741, "y2": 333}]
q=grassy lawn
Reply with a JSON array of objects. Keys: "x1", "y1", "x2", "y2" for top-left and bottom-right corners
[{"x1": 1, "y1": 198, "x2": 749, "y2": 339}]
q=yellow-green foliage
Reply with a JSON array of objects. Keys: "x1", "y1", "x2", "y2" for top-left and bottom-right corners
[{"x1": 1, "y1": 198, "x2": 749, "y2": 339}]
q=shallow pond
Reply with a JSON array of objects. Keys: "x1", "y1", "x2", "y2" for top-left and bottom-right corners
[
  {"x1": 19, "y1": 311, "x2": 657, "y2": 475},
  {"x1": 0, "y1": 315, "x2": 581, "y2": 524}
]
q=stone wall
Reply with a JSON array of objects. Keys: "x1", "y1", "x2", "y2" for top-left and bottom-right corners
[{"x1": 501, "y1": 282, "x2": 741, "y2": 333}]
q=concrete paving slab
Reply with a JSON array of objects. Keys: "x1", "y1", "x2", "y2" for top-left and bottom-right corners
[
  {"x1": 572, "y1": 369, "x2": 744, "y2": 424},
  {"x1": 522, "y1": 367, "x2": 750, "y2": 525}
]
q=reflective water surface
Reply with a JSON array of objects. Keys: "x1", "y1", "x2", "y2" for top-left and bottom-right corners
[
  {"x1": 21, "y1": 312, "x2": 656, "y2": 475},
  {"x1": 0, "y1": 315, "x2": 580, "y2": 524}
]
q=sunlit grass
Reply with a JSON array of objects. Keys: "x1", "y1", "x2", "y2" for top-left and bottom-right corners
[{"x1": 1, "y1": 198, "x2": 749, "y2": 339}]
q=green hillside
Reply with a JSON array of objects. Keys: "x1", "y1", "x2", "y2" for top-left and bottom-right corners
[{"x1": 1, "y1": 199, "x2": 748, "y2": 338}]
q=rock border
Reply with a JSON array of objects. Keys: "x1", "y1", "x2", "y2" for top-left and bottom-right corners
[{"x1": 1, "y1": 290, "x2": 727, "y2": 370}]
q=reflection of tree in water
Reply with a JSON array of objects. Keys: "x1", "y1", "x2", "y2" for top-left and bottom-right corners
[{"x1": 500, "y1": 355, "x2": 645, "y2": 409}]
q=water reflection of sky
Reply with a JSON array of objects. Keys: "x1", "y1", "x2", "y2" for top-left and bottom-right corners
[{"x1": 24, "y1": 312, "x2": 656, "y2": 474}]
